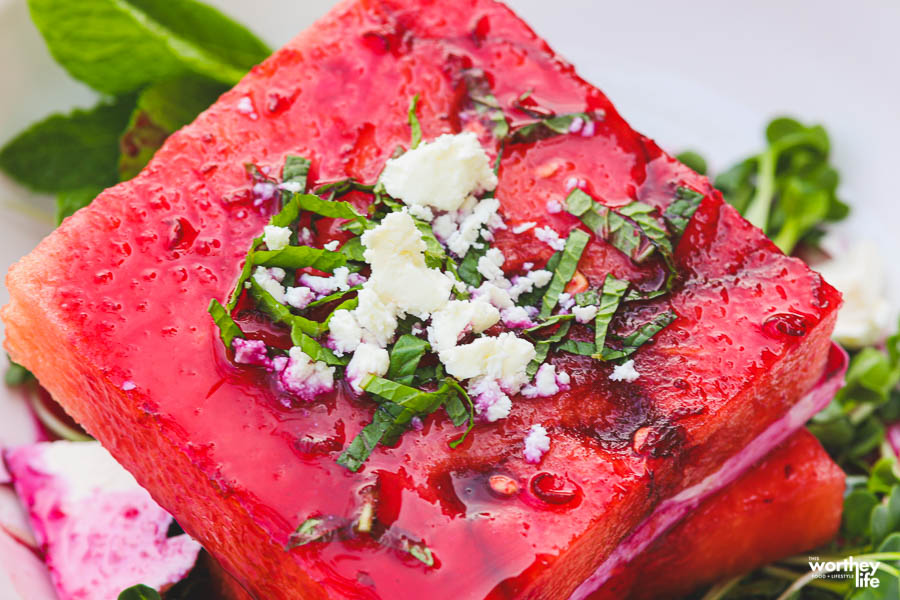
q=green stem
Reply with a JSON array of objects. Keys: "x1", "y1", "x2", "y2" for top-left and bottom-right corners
[
  {"x1": 744, "y1": 148, "x2": 776, "y2": 230},
  {"x1": 698, "y1": 575, "x2": 743, "y2": 600}
]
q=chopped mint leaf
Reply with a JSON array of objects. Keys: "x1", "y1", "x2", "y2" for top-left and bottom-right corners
[
  {"x1": 509, "y1": 112, "x2": 592, "y2": 145},
  {"x1": 388, "y1": 335, "x2": 431, "y2": 386},
  {"x1": 296, "y1": 194, "x2": 367, "y2": 223},
  {"x1": 524, "y1": 314, "x2": 574, "y2": 335},
  {"x1": 291, "y1": 330, "x2": 347, "y2": 367},
  {"x1": 282, "y1": 155, "x2": 311, "y2": 194},
  {"x1": 119, "y1": 75, "x2": 226, "y2": 180},
  {"x1": 663, "y1": 186, "x2": 705, "y2": 238},
  {"x1": 556, "y1": 339, "x2": 596, "y2": 356},
  {"x1": 0, "y1": 96, "x2": 134, "y2": 193},
  {"x1": 413, "y1": 219, "x2": 446, "y2": 269},
  {"x1": 337, "y1": 401, "x2": 411, "y2": 472},
  {"x1": 408, "y1": 94, "x2": 423, "y2": 149},
  {"x1": 248, "y1": 279, "x2": 326, "y2": 338},
  {"x1": 575, "y1": 289, "x2": 600, "y2": 307},
  {"x1": 516, "y1": 252, "x2": 561, "y2": 308},
  {"x1": 594, "y1": 275, "x2": 629, "y2": 355},
  {"x1": 4, "y1": 360, "x2": 34, "y2": 387},
  {"x1": 313, "y1": 178, "x2": 375, "y2": 199},
  {"x1": 443, "y1": 378, "x2": 474, "y2": 448},
  {"x1": 457, "y1": 237, "x2": 488, "y2": 287},
  {"x1": 252, "y1": 246, "x2": 346, "y2": 272},
  {"x1": 338, "y1": 236, "x2": 366, "y2": 262},
  {"x1": 596, "y1": 310, "x2": 677, "y2": 361},
  {"x1": 538, "y1": 229, "x2": 590, "y2": 319},
  {"x1": 28, "y1": 0, "x2": 270, "y2": 95},
  {"x1": 207, "y1": 299, "x2": 244, "y2": 349},
  {"x1": 306, "y1": 286, "x2": 361, "y2": 309},
  {"x1": 461, "y1": 69, "x2": 510, "y2": 140},
  {"x1": 117, "y1": 584, "x2": 161, "y2": 600},
  {"x1": 674, "y1": 150, "x2": 707, "y2": 175},
  {"x1": 527, "y1": 321, "x2": 572, "y2": 378}
]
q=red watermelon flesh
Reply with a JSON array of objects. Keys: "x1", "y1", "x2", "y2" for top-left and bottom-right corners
[
  {"x1": 592, "y1": 428, "x2": 845, "y2": 600},
  {"x1": 2, "y1": 0, "x2": 841, "y2": 598}
]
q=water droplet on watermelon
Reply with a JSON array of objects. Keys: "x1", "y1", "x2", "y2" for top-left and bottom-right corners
[
  {"x1": 530, "y1": 473, "x2": 581, "y2": 506},
  {"x1": 762, "y1": 313, "x2": 808, "y2": 339}
]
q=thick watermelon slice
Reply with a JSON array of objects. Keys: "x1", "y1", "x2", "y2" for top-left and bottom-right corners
[
  {"x1": 2, "y1": 0, "x2": 841, "y2": 598},
  {"x1": 592, "y1": 428, "x2": 845, "y2": 600},
  {"x1": 4, "y1": 441, "x2": 201, "y2": 600}
]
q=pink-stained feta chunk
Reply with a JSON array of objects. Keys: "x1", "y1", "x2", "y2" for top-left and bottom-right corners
[
  {"x1": 231, "y1": 338, "x2": 272, "y2": 369},
  {"x1": 278, "y1": 347, "x2": 335, "y2": 401},
  {"x1": 4, "y1": 441, "x2": 202, "y2": 600},
  {"x1": 523, "y1": 424, "x2": 551, "y2": 464}
]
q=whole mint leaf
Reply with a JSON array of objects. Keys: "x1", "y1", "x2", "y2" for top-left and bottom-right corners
[
  {"x1": 27, "y1": 0, "x2": 270, "y2": 95},
  {"x1": 0, "y1": 96, "x2": 134, "y2": 193},
  {"x1": 117, "y1": 584, "x2": 161, "y2": 600}
]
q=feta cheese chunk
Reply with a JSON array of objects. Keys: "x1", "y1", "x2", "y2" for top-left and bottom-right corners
[
  {"x1": 252, "y1": 266, "x2": 287, "y2": 303},
  {"x1": 284, "y1": 286, "x2": 315, "y2": 309},
  {"x1": 609, "y1": 359, "x2": 641, "y2": 382},
  {"x1": 427, "y1": 299, "x2": 500, "y2": 353},
  {"x1": 521, "y1": 363, "x2": 568, "y2": 398},
  {"x1": 279, "y1": 347, "x2": 335, "y2": 401},
  {"x1": 446, "y1": 197, "x2": 502, "y2": 257},
  {"x1": 468, "y1": 377, "x2": 512, "y2": 422},
  {"x1": 346, "y1": 343, "x2": 390, "y2": 393},
  {"x1": 328, "y1": 309, "x2": 363, "y2": 355},
  {"x1": 380, "y1": 132, "x2": 497, "y2": 211},
  {"x1": 361, "y1": 211, "x2": 453, "y2": 319},
  {"x1": 232, "y1": 338, "x2": 271, "y2": 369},
  {"x1": 523, "y1": 424, "x2": 551, "y2": 464},
  {"x1": 572, "y1": 304, "x2": 599, "y2": 323},
  {"x1": 263, "y1": 225, "x2": 292, "y2": 251},
  {"x1": 355, "y1": 288, "x2": 398, "y2": 347},
  {"x1": 440, "y1": 332, "x2": 535, "y2": 392},
  {"x1": 534, "y1": 225, "x2": 566, "y2": 251},
  {"x1": 477, "y1": 247, "x2": 506, "y2": 282}
]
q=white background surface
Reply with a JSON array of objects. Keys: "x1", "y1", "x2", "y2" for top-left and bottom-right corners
[{"x1": 0, "y1": 0, "x2": 898, "y2": 407}]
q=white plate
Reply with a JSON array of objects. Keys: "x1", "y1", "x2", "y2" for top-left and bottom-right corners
[{"x1": 1, "y1": 0, "x2": 897, "y2": 424}]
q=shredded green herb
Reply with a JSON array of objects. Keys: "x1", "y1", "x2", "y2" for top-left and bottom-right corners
[
  {"x1": 407, "y1": 94, "x2": 423, "y2": 149},
  {"x1": 208, "y1": 299, "x2": 244, "y2": 348},
  {"x1": 594, "y1": 275, "x2": 629, "y2": 355},
  {"x1": 538, "y1": 229, "x2": 590, "y2": 319}
]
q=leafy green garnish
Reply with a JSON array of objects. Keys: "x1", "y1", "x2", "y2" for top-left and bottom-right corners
[
  {"x1": 0, "y1": 96, "x2": 134, "y2": 193},
  {"x1": 663, "y1": 186, "x2": 705, "y2": 238},
  {"x1": 28, "y1": 0, "x2": 270, "y2": 95},
  {"x1": 118, "y1": 75, "x2": 226, "y2": 179},
  {"x1": 247, "y1": 279, "x2": 325, "y2": 338},
  {"x1": 715, "y1": 117, "x2": 847, "y2": 254},
  {"x1": 282, "y1": 155, "x2": 311, "y2": 194},
  {"x1": 291, "y1": 331, "x2": 347, "y2": 367},
  {"x1": 443, "y1": 378, "x2": 475, "y2": 448},
  {"x1": 207, "y1": 299, "x2": 244, "y2": 349},
  {"x1": 286, "y1": 515, "x2": 352, "y2": 549},
  {"x1": 527, "y1": 320, "x2": 572, "y2": 378},
  {"x1": 407, "y1": 94, "x2": 423, "y2": 149},
  {"x1": 538, "y1": 229, "x2": 590, "y2": 319},
  {"x1": 460, "y1": 69, "x2": 510, "y2": 140},
  {"x1": 565, "y1": 190, "x2": 659, "y2": 264},
  {"x1": 596, "y1": 311, "x2": 677, "y2": 361},
  {"x1": 675, "y1": 150, "x2": 708, "y2": 175},
  {"x1": 594, "y1": 275, "x2": 629, "y2": 355},
  {"x1": 251, "y1": 246, "x2": 346, "y2": 272},
  {"x1": 387, "y1": 335, "x2": 430, "y2": 386},
  {"x1": 457, "y1": 238, "x2": 488, "y2": 287},
  {"x1": 4, "y1": 360, "x2": 35, "y2": 387},
  {"x1": 509, "y1": 112, "x2": 592, "y2": 145},
  {"x1": 117, "y1": 584, "x2": 161, "y2": 600}
]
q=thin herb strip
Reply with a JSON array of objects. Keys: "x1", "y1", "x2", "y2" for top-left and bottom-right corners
[
  {"x1": 208, "y1": 299, "x2": 244, "y2": 348},
  {"x1": 387, "y1": 335, "x2": 431, "y2": 385},
  {"x1": 291, "y1": 330, "x2": 347, "y2": 366},
  {"x1": 282, "y1": 155, "x2": 311, "y2": 194},
  {"x1": 461, "y1": 69, "x2": 510, "y2": 140},
  {"x1": 663, "y1": 186, "x2": 705, "y2": 237},
  {"x1": 251, "y1": 246, "x2": 346, "y2": 271},
  {"x1": 509, "y1": 112, "x2": 591, "y2": 145},
  {"x1": 556, "y1": 339, "x2": 596, "y2": 356},
  {"x1": 595, "y1": 275, "x2": 629, "y2": 355},
  {"x1": 596, "y1": 311, "x2": 678, "y2": 361},
  {"x1": 538, "y1": 229, "x2": 590, "y2": 319},
  {"x1": 527, "y1": 320, "x2": 572, "y2": 377},
  {"x1": 336, "y1": 402, "x2": 409, "y2": 472},
  {"x1": 457, "y1": 237, "x2": 488, "y2": 287},
  {"x1": 248, "y1": 279, "x2": 326, "y2": 337},
  {"x1": 408, "y1": 94, "x2": 423, "y2": 149},
  {"x1": 443, "y1": 378, "x2": 475, "y2": 449},
  {"x1": 306, "y1": 286, "x2": 361, "y2": 309}
]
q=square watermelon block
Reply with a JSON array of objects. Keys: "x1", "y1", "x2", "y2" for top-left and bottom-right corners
[{"x1": 3, "y1": 0, "x2": 841, "y2": 598}]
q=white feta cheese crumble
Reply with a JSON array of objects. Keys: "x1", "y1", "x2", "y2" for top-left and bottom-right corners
[
  {"x1": 279, "y1": 347, "x2": 335, "y2": 401},
  {"x1": 468, "y1": 377, "x2": 512, "y2": 422},
  {"x1": 427, "y1": 299, "x2": 500, "y2": 353},
  {"x1": 252, "y1": 266, "x2": 287, "y2": 303},
  {"x1": 328, "y1": 309, "x2": 363, "y2": 355},
  {"x1": 284, "y1": 286, "x2": 315, "y2": 309},
  {"x1": 508, "y1": 269, "x2": 553, "y2": 301},
  {"x1": 407, "y1": 204, "x2": 434, "y2": 222},
  {"x1": 521, "y1": 363, "x2": 570, "y2": 398},
  {"x1": 609, "y1": 359, "x2": 641, "y2": 382},
  {"x1": 354, "y1": 288, "x2": 398, "y2": 347},
  {"x1": 446, "y1": 197, "x2": 502, "y2": 257},
  {"x1": 361, "y1": 211, "x2": 453, "y2": 319},
  {"x1": 512, "y1": 221, "x2": 537, "y2": 234},
  {"x1": 474, "y1": 281, "x2": 514, "y2": 309},
  {"x1": 263, "y1": 225, "x2": 292, "y2": 251},
  {"x1": 432, "y1": 214, "x2": 457, "y2": 241},
  {"x1": 380, "y1": 132, "x2": 497, "y2": 211},
  {"x1": 572, "y1": 304, "x2": 599, "y2": 323},
  {"x1": 534, "y1": 226, "x2": 566, "y2": 251},
  {"x1": 476, "y1": 247, "x2": 506, "y2": 282},
  {"x1": 278, "y1": 181, "x2": 303, "y2": 193},
  {"x1": 345, "y1": 343, "x2": 390, "y2": 393},
  {"x1": 501, "y1": 306, "x2": 533, "y2": 328},
  {"x1": 299, "y1": 266, "x2": 352, "y2": 296},
  {"x1": 816, "y1": 237, "x2": 893, "y2": 348},
  {"x1": 546, "y1": 199, "x2": 563, "y2": 214},
  {"x1": 523, "y1": 424, "x2": 551, "y2": 464},
  {"x1": 440, "y1": 332, "x2": 535, "y2": 392},
  {"x1": 323, "y1": 240, "x2": 340, "y2": 251}
]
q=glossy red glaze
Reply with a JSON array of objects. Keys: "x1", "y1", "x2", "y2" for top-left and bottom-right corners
[
  {"x1": 3, "y1": 0, "x2": 841, "y2": 598},
  {"x1": 590, "y1": 429, "x2": 845, "y2": 600}
]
